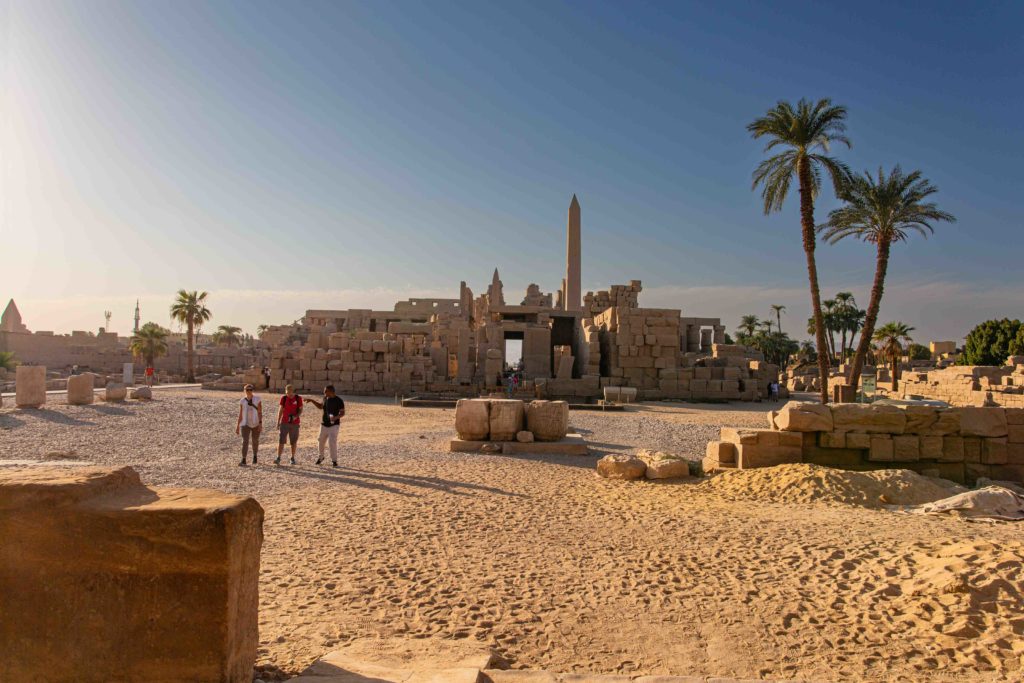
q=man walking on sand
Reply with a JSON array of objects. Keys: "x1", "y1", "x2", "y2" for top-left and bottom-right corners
[
  {"x1": 275, "y1": 384, "x2": 303, "y2": 465},
  {"x1": 306, "y1": 385, "x2": 345, "y2": 467},
  {"x1": 235, "y1": 384, "x2": 262, "y2": 466}
]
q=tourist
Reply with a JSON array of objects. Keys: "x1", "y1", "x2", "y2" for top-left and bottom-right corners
[
  {"x1": 235, "y1": 384, "x2": 262, "y2": 466},
  {"x1": 145, "y1": 365, "x2": 154, "y2": 387},
  {"x1": 263, "y1": 366, "x2": 271, "y2": 390},
  {"x1": 770, "y1": 381, "x2": 780, "y2": 402},
  {"x1": 305, "y1": 385, "x2": 345, "y2": 467},
  {"x1": 275, "y1": 384, "x2": 303, "y2": 465}
]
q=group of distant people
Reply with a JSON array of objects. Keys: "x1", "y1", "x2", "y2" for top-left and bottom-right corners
[{"x1": 235, "y1": 383, "x2": 345, "y2": 468}]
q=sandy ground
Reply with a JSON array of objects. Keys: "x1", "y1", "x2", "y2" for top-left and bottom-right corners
[{"x1": 2, "y1": 389, "x2": 1022, "y2": 682}]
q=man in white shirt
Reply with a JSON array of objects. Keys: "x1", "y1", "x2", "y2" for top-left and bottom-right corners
[{"x1": 235, "y1": 384, "x2": 263, "y2": 466}]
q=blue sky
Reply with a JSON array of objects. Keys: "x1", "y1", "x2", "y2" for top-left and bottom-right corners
[{"x1": 4, "y1": 0, "x2": 1022, "y2": 342}]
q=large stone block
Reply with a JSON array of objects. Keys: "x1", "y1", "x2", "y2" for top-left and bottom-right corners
[
  {"x1": 488, "y1": 400, "x2": 525, "y2": 442},
  {"x1": 597, "y1": 454, "x2": 647, "y2": 480},
  {"x1": 924, "y1": 409, "x2": 962, "y2": 436},
  {"x1": 956, "y1": 407, "x2": 1008, "y2": 438},
  {"x1": 982, "y1": 437, "x2": 1008, "y2": 465},
  {"x1": 832, "y1": 404, "x2": 906, "y2": 434},
  {"x1": 705, "y1": 440, "x2": 736, "y2": 465},
  {"x1": 940, "y1": 436, "x2": 965, "y2": 462},
  {"x1": 454, "y1": 399, "x2": 490, "y2": 441},
  {"x1": 637, "y1": 450, "x2": 691, "y2": 479},
  {"x1": 525, "y1": 400, "x2": 569, "y2": 442},
  {"x1": 66, "y1": 373, "x2": 95, "y2": 405},
  {"x1": 104, "y1": 383, "x2": 128, "y2": 402},
  {"x1": 893, "y1": 435, "x2": 920, "y2": 461},
  {"x1": 15, "y1": 365, "x2": 46, "y2": 408},
  {"x1": 869, "y1": 435, "x2": 894, "y2": 461},
  {"x1": 0, "y1": 465, "x2": 263, "y2": 682},
  {"x1": 774, "y1": 402, "x2": 833, "y2": 432},
  {"x1": 736, "y1": 444, "x2": 802, "y2": 468},
  {"x1": 903, "y1": 405, "x2": 938, "y2": 433}
]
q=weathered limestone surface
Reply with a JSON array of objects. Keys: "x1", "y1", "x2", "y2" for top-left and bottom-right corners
[
  {"x1": 489, "y1": 399, "x2": 525, "y2": 442},
  {"x1": 0, "y1": 465, "x2": 263, "y2": 683},
  {"x1": 831, "y1": 404, "x2": 906, "y2": 434},
  {"x1": 66, "y1": 373, "x2": 94, "y2": 405},
  {"x1": 957, "y1": 407, "x2": 1008, "y2": 438},
  {"x1": 774, "y1": 402, "x2": 832, "y2": 432},
  {"x1": 104, "y1": 382, "x2": 128, "y2": 402},
  {"x1": 597, "y1": 454, "x2": 646, "y2": 480},
  {"x1": 526, "y1": 400, "x2": 569, "y2": 441},
  {"x1": 455, "y1": 399, "x2": 490, "y2": 441},
  {"x1": 15, "y1": 365, "x2": 46, "y2": 408},
  {"x1": 637, "y1": 450, "x2": 691, "y2": 479},
  {"x1": 131, "y1": 386, "x2": 153, "y2": 400}
]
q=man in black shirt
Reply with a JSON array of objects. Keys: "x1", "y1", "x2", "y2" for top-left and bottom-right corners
[{"x1": 306, "y1": 385, "x2": 345, "y2": 466}]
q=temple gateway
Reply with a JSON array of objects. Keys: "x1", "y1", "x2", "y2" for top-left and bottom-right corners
[{"x1": 269, "y1": 196, "x2": 779, "y2": 401}]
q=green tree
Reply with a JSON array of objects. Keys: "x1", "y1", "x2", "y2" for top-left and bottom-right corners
[
  {"x1": 770, "y1": 304, "x2": 786, "y2": 334},
  {"x1": 873, "y1": 321, "x2": 914, "y2": 391},
  {"x1": 749, "y1": 98, "x2": 852, "y2": 404},
  {"x1": 213, "y1": 324, "x2": 242, "y2": 347},
  {"x1": 0, "y1": 351, "x2": 17, "y2": 371},
  {"x1": 907, "y1": 343, "x2": 931, "y2": 361},
  {"x1": 738, "y1": 315, "x2": 760, "y2": 339},
  {"x1": 129, "y1": 322, "x2": 169, "y2": 367},
  {"x1": 961, "y1": 319, "x2": 1024, "y2": 366},
  {"x1": 257, "y1": 324, "x2": 269, "y2": 337},
  {"x1": 820, "y1": 166, "x2": 955, "y2": 391},
  {"x1": 170, "y1": 290, "x2": 212, "y2": 383}
]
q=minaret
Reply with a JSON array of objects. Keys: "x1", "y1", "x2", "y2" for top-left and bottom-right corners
[
  {"x1": 565, "y1": 194, "x2": 581, "y2": 312},
  {"x1": 134, "y1": 299, "x2": 140, "y2": 333}
]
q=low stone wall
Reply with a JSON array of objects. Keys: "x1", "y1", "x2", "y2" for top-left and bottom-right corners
[
  {"x1": 0, "y1": 465, "x2": 263, "y2": 682},
  {"x1": 704, "y1": 402, "x2": 1024, "y2": 484},
  {"x1": 899, "y1": 364, "x2": 1024, "y2": 407}
]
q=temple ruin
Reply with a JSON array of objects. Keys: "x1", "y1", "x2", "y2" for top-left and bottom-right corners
[{"x1": 270, "y1": 196, "x2": 778, "y2": 401}]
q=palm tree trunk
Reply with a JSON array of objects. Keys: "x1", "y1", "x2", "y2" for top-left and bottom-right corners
[
  {"x1": 849, "y1": 240, "x2": 890, "y2": 392},
  {"x1": 186, "y1": 319, "x2": 195, "y2": 383},
  {"x1": 776, "y1": 311, "x2": 782, "y2": 334},
  {"x1": 798, "y1": 156, "x2": 830, "y2": 404}
]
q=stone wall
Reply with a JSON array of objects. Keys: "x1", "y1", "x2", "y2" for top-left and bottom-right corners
[
  {"x1": 900, "y1": 363, "x2": 1024, "y2": 408},
  {"x1": 704, "y1": 402, "x2": 1024, "y2": 484},
  {"x1": 0, "y1": 465, "x2": 263, "y2": 682}
]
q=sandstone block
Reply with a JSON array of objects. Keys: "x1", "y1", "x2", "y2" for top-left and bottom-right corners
[
  {"x1": 903, "y1": 405, "x2": 938, "y2": 433},
  {"x1": 489, "y1": 400, "x2": 525, "y2": 442},
  {"x1": 1005, "y1": 408, "x2": 1024, "y2": 425},
  {"x1": 982, "y1": 437, "x2": 1008, "y2": 465},
  {"x1": 597, "y1": 454, "x2": 646, "y2": 480},
  {"x1": 736, "y1": 444, "x2": 802, "y2": 469},
  {"x1": 129, "y1": 386, "x2": 153, "y2": 400},
  {"x1": 1007, "y1": 425, "x2": 1024, "y2": 443},
  {"x1": 104, "y1": 383, "x2": 128, "y2": 402},
  {"x1": 956, "y1": 407, "x2": 1008, "y2": 437},
  {"x1": 637, "y1": 450, "x2": 691, "y2": 479},
  {"x1": 706, "y1": 440, "x2": 736, "y2": 464},
  {"x1": 720, "y1": 427, "x2": 764, "y2": 445},
  {"x1": 846, "y1": 432, "x2": 872, "y2": 449},
  {"x1": 940, "y1": 436, "x2": 965, "y2": 462},
  {"x1": 15, "y1": 365, "x2": 46, "y2": 408},
  {"x1": 893, "y1": 435, "x2": 920, "y2": 461},
  {"x1": 963, "y1": 437, "x2": 982, "y2": 463},
  {"x1": 869, "y1": 435, "x2": 894, "y2": 461},
  {"x1": 0, "y1": 465, "x2": 263, "y2": 682},
  {"x1": 924, "y1": 409, "x2": 962, "y2": 436},
  {"x1": 66, "y1": 373, "x2": 94, "y2": 405},
  {"x1": 1007, "y1": 443, "x2": 1024, "y2": 465},
  {"x1": 920, "y1": 435, "x2": 944, "y2": 460},
  {"x1": 525, "y1": 400, "x2": 569, "y2": 442},
  {"x1": 775, "y1": 402, "x2": 833, "y2": 432},
  {"x1": 454, "y1": 399, "x2": 490, "y2": 441},
  {"x1": 831, "y1": 404, "x2": 906, "y2": 434},
  {"x1": 516, "y1": 431, "x2": 534, "y2": 443},
  {"x1": 819, "y1": 431, "x2": 847, "y2": 449}
]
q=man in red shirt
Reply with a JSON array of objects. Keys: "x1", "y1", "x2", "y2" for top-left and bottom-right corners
[{"x1": 275, "y1": 384, "x2": 303, "y2": 465}]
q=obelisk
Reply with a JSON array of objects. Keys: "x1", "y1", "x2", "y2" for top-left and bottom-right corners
[{"x1": 565, "y1": 194, "x2": 581, "y2": 312}]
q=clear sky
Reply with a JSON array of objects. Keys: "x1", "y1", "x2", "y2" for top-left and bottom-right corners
[{"x1": 4, "y1": 1, "x2": 1022, "y2": 343}]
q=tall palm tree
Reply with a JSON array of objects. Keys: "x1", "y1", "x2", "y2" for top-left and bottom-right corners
[
  {"x1": 749, "y1": 98, "x2": 852, "y2": 404},
  {"x1": 770, "y1": 304, "x2": 786, "y2": 334},
  {"x1": 833, "y1": 292, "x2": 857, "y2": 363},
  {"x1": 820, "y1": 166, "x2": 955, "y2": 392},
  {"x1": 821, "y1": 298, "x2": 838, "y2": 363},
  {"x1": 214, "y1": 325, "x2": 242, "y2": 347},
  {"x1": 257, "y1": 324, "x2": 269, "y2": 338},
  {"x1": 738, "y1": 315, "x2": 760, "y2": 339},
  {"x1": 872, "y1": 321, "x2": 914, "y2": 391},
  {"x1": 170, "y1": 290, "x2": 212, "y2": 383},
  {"x1": 129, "y1": 322, "x2": 169, "y2": 367}
]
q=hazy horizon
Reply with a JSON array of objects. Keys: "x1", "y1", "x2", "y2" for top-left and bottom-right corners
[{"x1": 5, "y1": 1, "x2": 1022, "y2": 344}]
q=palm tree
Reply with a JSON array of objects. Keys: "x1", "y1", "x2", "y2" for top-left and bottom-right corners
[
  {"x1": 872, "y1": 321, "x2": 914, "y2": 391},
  {"x1": 820, "y1": 166, "x2": 955, "y2": 392},
  {"x1": 0, "y1": 351, "x2": 17, "y2": 371},
  {"x1": 129, "y1": 322, "x2": 169, "y2": 367},
  {"x1": 770, "y1": 304, "x2": 786, "y2": 334},
  {"x1": 833, "y1": 292, "x2": 857, "y2": 363},
  {"x1": 170, "y1": 290, "x2": 212, "y2": 383},
  {"x1": 738, "y1": 315, "x2": 760, "y2": 339},
  {"x1": 257, "y1": 324, "x2": 269, "y2": 338},
  {"x1": 821, "y1": 298, "x2": 838, "y2": 363},
  {"x1": 214, "y1": 325, "x2": 242, "y2": 347},
  {"x1": 749, "y1": 98, "x2": 852, "y2": 404}
]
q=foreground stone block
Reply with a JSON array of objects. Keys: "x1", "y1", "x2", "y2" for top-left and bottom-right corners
[
  {"x1": 956, "y1": 407, "x2": 1008, "y2": 438},
  {"x1": 0, "y1": 465, "x2": 263, "y2": 682},
  {"x1": 597, "y1": 454, "x2": 646, "y2": 480},
  {"x1": 66, "y1": 373, "x2": 94, "y2": 405},
  {"x1": 775, "y1": 402, "x2": 833, "y2": 432},
  {"x1": 526, "y1": 400, "x2": 569, "y2": 441},
  {"x1": 832, "y1": 403, "x2": 906, "y2": 434},
  {"x1": 104, "y1": 382, "x2": 128, "y2": 402},
  {"x1": 736, "y1": 444, "x2": 802, "y2": 469},
  {"x1": 489, "y1": 399, "x2": 525, "y2": 442},
  {"x1": 637, "y1": 449, "x2": 691, "y2": 479},
  {"x1": 455, "y1": 399, "x2": 491, "y2": 441},
  {"x1": 15, "y1": 365, "x2": 46, "y2": 408},
  {"x1": 130, "y1": 386, "x2": 153, "y2": 400},
  {"x1": 705, "y1": 440, "x2": 736, "y2": 465},
  {"x1": 516, "y1": 430, "x2": 534, "y2": 443}
]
